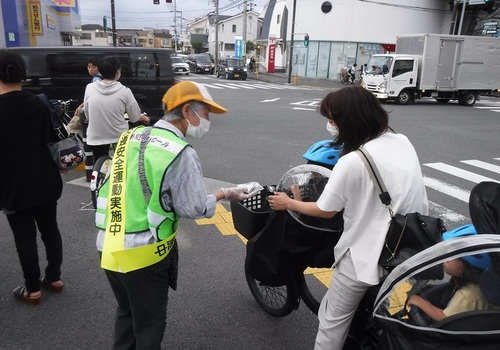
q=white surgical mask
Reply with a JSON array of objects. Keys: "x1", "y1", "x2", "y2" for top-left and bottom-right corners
[
  {"x1": 326, "y1": 121, "x2": 339, "y2": 142},
  {"x1": 186, "y1": 109, "x2": 210, "y2": 139}
]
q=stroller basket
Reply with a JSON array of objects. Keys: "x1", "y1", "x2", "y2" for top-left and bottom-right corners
[{"x1": 230, "y1": 187, "x2": 271, "y2": 240}]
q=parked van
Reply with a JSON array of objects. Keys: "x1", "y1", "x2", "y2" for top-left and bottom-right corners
[{"x1": 11, "y1": 46, "x2": 176, "y2": 118}]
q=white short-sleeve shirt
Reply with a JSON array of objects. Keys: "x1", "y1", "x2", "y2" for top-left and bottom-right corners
[{"x1": 317, "y1": 132, "x2": 428, "y2": 285}]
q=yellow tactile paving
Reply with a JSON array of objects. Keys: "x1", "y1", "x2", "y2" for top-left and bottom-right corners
[{"x1": 201, "y1": 204, "x2": 331, "y2": 286}]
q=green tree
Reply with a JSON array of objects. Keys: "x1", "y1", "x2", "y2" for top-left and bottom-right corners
[
  {"x1": 191, "y1": 41, "x2": 203, "y2": 53},
  {"x1": 245, "y1": 40, "x2": 255, "y2": 53}
]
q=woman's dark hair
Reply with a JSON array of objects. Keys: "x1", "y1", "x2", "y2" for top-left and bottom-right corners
[
  {"x1": 0, "y1": 49, "x2": 27, "y2": 83},
  {"x1": 318, "y1": 86, "x2": 390, "y2": 155},
  {"x1": 97, "y1": 56, "x2": 121, "y2": 79}
]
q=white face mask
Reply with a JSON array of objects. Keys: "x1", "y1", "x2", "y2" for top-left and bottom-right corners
[
  {"x1": 326, "y1": 121, "x2": 339, "y2": 142},
  {"x1": 186, "y1": 109, "x2": 210, "y2": 139}
]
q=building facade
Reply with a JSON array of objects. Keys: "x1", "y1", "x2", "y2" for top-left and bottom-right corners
[
  {"x1": 258, "y1": 0, "x2": 453, "y2": 79},
  {"x1": 1, "y1": 0, "x2": 81, "y2": 47}
]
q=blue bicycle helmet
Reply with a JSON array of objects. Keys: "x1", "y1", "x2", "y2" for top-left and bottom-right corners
[
  {"x1": 302, "y1": 140, "x2": 343, "y2": 169},
  {"x1": 443, "y1": 224, "x2": 492, "y2": 270}
]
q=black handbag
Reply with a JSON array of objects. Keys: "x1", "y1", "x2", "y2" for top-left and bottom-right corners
[
  {"x1": 356, "y1": 147, "x2": 446, "y2": 272},
  {"x1": 38, "y1": 94, "x2": 86, "y2": 170}
]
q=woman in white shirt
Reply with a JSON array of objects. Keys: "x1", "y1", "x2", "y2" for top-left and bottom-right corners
[{"x1": 268, "y1": 86, "x2": 428, "y2": 350}]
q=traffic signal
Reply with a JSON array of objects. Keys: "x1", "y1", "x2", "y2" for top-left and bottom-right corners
[{"x1": 304, "y1": 35, "x2": 309, "y2": 47}]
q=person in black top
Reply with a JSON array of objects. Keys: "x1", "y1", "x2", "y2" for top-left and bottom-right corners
[{"x1": 0, "y1": 49, "x2": 64, "y2": 305}]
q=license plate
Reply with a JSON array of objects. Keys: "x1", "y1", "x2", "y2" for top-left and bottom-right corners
[
  {"x1": 205, "y1": 68, "x2": 209, "y2": 71},
  {"x1": 234, "y1": 74, "x2": 239, "y2": 78}
]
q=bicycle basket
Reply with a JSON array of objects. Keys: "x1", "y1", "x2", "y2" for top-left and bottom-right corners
[{"x1": 230, "y1": 187, "x2": 271, "y2": 240}]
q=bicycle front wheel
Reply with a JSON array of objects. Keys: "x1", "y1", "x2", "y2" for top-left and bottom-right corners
[
  {"x1": 295, "y1": 270, "x2": 329, "y2": 316},
  {"x1": 90, "y1": 155, "x2": 112, "y2": 209},
  {"x1": 245, "y1": 270, "x2": 299, "y2": 317}
]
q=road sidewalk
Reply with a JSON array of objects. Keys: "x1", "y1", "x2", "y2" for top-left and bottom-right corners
[{"x1": 246, "y1": 70, "x2": 346, "y2": 90}]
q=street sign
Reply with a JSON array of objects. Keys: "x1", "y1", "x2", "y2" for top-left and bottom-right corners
[{"x1": 483, "y1": 21, "x2": 498, "y2": 34}]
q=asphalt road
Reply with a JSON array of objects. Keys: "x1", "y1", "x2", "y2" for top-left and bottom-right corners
[{"x1": 1, "y1": 75, "x2": 499, "y2": 349}]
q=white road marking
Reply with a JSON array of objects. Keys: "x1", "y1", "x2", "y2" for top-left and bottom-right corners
[
  {"x1": 423, "y1": 176, "x2": 470, "y2": 203},
  {"x1": 460, "y1": 160, "x2": 500, "y2": 174},
  {"x1": 424, "y1": 162, "x2": 500, "y2": 184}
]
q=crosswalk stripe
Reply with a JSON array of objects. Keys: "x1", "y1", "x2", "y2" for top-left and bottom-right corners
[
  {"x1": 428, "y1": 200, "x2": 468, "y2": 224},
  {"x1": 423, "y1": 176, "x2": 470, "y2": 203},
  {"x1": 199, "y1": 83, "x2": 224, "y2": 89},
  {"x1": 225, "y1": 83, "x2": 256, "y2": 89},
  {"x1": 212, "y1": 83, "x2": 240, "y2": 89},
  {"x1": 424, "y1": 162, "x2": 500, "y2": 184},
  {"x1": 246, "y1": 83, "x2": 272, "y2": 89},
  {"x1": 460, "y1": 160, "x2": 500, "y2": 174}
]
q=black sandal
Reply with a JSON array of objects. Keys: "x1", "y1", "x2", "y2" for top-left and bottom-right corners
[
  {"x1": 40, "y1": 276, "x2": 64, "y2": 293},
  {"x1": 13, "y1": 285, "x2": 41, "y2": 305}
]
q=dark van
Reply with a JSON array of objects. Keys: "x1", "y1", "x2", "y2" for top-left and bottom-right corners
[{"x1": 11, "y1": 46, "x2": 176, "y2": 118}]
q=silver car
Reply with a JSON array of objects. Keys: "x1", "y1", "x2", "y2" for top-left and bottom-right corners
[{"x1": 171, "y1": 56, "x2": 189, "y2": 75}]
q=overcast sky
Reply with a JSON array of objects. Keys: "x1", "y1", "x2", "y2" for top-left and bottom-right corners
[{"x1": 79, "y1": 0, "x2": 267, "y2": 30}]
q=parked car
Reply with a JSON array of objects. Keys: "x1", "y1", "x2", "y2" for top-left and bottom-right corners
[
  {"x1": 186, "y1": 54, "x2": 215, "y2": 74},
  {"x1": 171, "y1": 56, "x2": 189, "y2": 75},
  {"x1": 11, "y1": 46, "x2": 175, "y2": 119},
  {"x1": 216, "y1": 57, "x2": 248, "y2": 80}
]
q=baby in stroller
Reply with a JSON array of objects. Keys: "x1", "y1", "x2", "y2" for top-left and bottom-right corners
[{"x1": 407, "y1": 225, "x2": 499, "y2": 324}]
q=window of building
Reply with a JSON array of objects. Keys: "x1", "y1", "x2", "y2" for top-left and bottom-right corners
[
  {"x1": 95, "y1": 31, "x2": 106, "y2": 38},
  {"x1": 232, "y1": 24, "x2": 236, "y2": 33},
  {"x1": 81, "y1": 33, "x2": 91, "y2": 40},
  {"x1": 149, "y1": 39, "x2": 153, "y2": 44},
  {"x1": 277, "y1": 14, "x2": 280, "y2": 24},
  {"x1": 222, "y1": 24, "x2": 224, "y2": 32}
]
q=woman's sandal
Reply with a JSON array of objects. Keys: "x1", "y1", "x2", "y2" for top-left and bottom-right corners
[
  {"x1": 13, "y1": 285, "x2": 41, "y2": 305},
  {"x1": 40, "y1": 276, "x2": 64, "y2": 293}
]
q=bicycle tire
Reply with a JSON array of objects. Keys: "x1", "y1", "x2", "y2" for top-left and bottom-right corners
[
  {"x1": 245, "y1": 270, "x2": 299, "y2": 317},
  {"x1": 295, "y1": 272, "x2": 322, "y2": 315},
  {"x1": 90, "y1": 155, "x2": 113, "y2": 209}
]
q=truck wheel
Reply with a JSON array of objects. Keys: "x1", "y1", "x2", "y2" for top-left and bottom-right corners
[
  {"x1": 458, "y1": 92, "x2": 476, "y2": 106},
  {"x1": 395, "y1": 90, "x2": 412, "y2": 105}
]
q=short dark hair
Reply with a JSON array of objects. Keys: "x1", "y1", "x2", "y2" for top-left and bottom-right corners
[
  {"x1": 88, "y1": 57, "x2": 99, "y2": 66},
  {"x1": 97, "y1": 56, "x2": 121, "y2": 80},
  {"x1": 0, "y1": 49, "x2": 27, "y2": 83},
  {"x1": 318, "y1": 86, "x2": 390, "y2": 155}
]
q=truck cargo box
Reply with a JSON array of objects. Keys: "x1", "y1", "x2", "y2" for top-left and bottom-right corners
[{"x1": 395, "y1": 34, "x2": 500, "y2": 91}]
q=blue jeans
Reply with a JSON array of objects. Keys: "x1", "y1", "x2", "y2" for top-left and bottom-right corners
[
  {"x1": 104, "y1": 253, "x2": 172, "y2": 350},
  {"x1": 6, "y1": 201, "x2": 63, "y2": 292}
]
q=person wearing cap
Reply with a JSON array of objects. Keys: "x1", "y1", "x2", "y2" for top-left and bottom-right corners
[{"x1": 95, "y1": 80, "x2": 251, "y2": 349}]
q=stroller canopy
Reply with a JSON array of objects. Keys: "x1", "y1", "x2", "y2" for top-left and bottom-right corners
[{"x1": 373, "y1": 234, "x2": 500, "y2": 350}]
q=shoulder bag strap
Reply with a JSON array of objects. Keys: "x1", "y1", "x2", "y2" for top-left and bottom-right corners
[{"x1": 356, "y1": 147, "x2": 393, "y2": 214}]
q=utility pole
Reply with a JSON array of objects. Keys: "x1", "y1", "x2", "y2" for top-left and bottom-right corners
[
  {"x1": 457, "y1": 0, "x2": 468, "y2": 35},
  {"x1": 287, "y1": 0, "x2": 297, "y2": 84},
  {"x1": 110, "y1": 0, "x2": 117, "y2": 46},
  {"x1": 174, "y1": 0, "x2": 178, "y2": 52},
  {"x1": 214, "y1": 0, "x2": 219, "y2": 67},
  {"x1": 243, "y1": 0, "x2": 247, "y2": 56}
]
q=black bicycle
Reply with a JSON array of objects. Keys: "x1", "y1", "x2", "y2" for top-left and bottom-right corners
[{"x1": 231, "y1": 177, "x2": 340, "y2": 317}]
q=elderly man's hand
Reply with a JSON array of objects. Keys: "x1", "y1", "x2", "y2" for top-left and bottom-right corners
[{"x1": 221, "y1": 187, "x2": 251, "y2": 202}]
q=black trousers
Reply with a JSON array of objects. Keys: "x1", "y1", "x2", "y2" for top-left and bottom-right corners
[
  {"x1": 90, "y1": 144, "x2": 111, "y2": 164},
  {"x1": 104, "y1": 254, "x2": 172, "y2": 350},
  {"x1": 6, "y1": 201, "x2": 63, "y2": 292}
]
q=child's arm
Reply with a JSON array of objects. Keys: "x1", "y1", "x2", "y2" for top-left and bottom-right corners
[{"x1": 407, "y1": 295, "x2": 447, "y2": 322}]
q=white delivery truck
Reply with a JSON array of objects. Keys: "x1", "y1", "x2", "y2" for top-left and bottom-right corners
[{"x1": 362, "y1": 33, "x2": 500, "y2": 106}]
